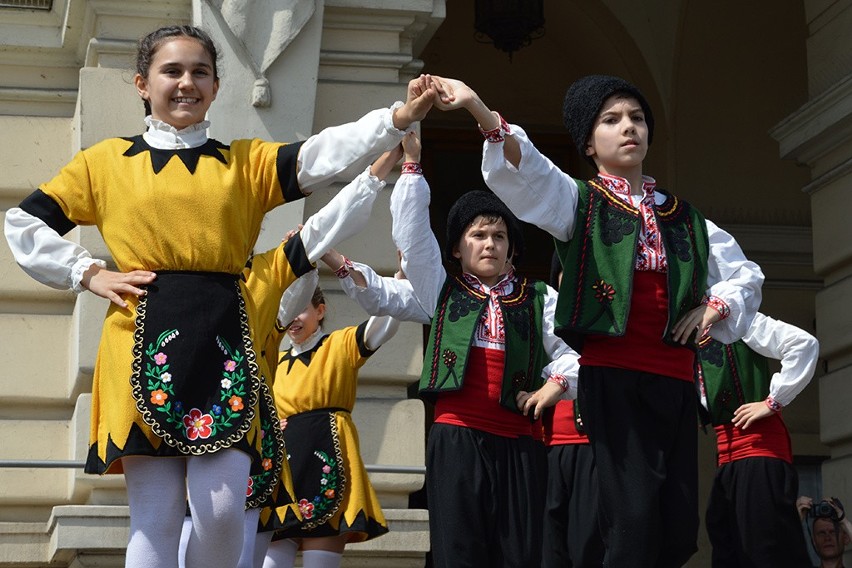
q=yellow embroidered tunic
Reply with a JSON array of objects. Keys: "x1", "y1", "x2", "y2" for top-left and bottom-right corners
[
  {"x1": 260, "y1": 324, "x2": 388, "y2": 542},
  {"x1": 35, "y1": 135, "x2": 306, "y2": 474}
]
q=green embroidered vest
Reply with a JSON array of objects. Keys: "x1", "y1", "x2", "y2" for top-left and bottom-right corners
[
  {"x1": 698, "y1": 335, "x2": 771, "y2": 426},
  {"x1": 420, "y1": 275, "x2": 548, "y2": 415},
  {"x1": 554, "y1": 178, "x2": 710, "y2": 348}
]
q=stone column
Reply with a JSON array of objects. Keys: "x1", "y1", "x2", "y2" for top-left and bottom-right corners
[{"x1": 771, "y1": 2, "x2": 852, "y2": 564}]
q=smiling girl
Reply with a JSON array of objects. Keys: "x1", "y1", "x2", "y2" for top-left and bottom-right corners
[{"x1": 4, "y1": 24, "x2": 437, "y2": 568}]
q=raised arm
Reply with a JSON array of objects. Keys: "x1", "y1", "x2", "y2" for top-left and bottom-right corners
[
  {"x1": 428, "y1": 76, "x2": 580, "y2": 241},
  {"x1": 389, "y1": 133, "x2": 446, "y2": 314},
  {"x1": 363, "y1": 315, "x2": 402, "y2": 351},
  {"x1": 320, "y1": 250, "x2": 432, "y2": 324},
  {"x1": 292, "y1": 145, "x2": 403, "y2": 270},
  {"x1": 296, "y1": 76, "x2": 437, "y2": 193}
]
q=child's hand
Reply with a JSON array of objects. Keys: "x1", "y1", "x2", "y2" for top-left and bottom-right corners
[
  {"x1": 393, "y1": 74, "x2": 439, "y2": 129},
  {"x1": 671, "y1": 304, "x2": 722, "y2": 345},
  {"x1": 82, "y1": 264, "x2": 156, "y2": 309},
  {"x1": 516, "y1": 381, "x2": 563, "y2": 420},
  {"x1": 370, "y1": 145, "x2": 404, "y2": 180},
  {"x1": 402, "y1": 131, "x2": 421, "y2": 163},
  {"x1": 428, "y1": 76, "x2": 478, "y2": 111},
  {"x1": 279, "y1": 418, "x2": 288, "y2": 431},
  {"x1": 281, "y1": 225, "x2": 303, "y2": 243},
  {"x1": 731, "y1": 401, "x2": 774, "y2": 430}
]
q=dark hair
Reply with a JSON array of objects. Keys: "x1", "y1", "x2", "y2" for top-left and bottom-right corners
[
  {"x1": 310, "y1": 286, "x2": 326, "y2": 324},
  {"x1": 309, "y1": 286, "x2": 326, "y2": 308},
  {"x1": 136, "y1": 25, "x2": 220, "y2": 116}
]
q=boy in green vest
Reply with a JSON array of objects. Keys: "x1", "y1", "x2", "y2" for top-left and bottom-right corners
[
  {"x1": 698, "y1": 312, "x2": 817, "y2": 566},
  {"x1": 389, "y1": 131, "x2": 580, "y2": 567},
  {"x1": 430, "y1": 74, "x2": 764, "y2": 567}
]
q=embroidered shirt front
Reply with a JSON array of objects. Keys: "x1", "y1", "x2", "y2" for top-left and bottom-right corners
[
  {"x1": 461, "y1": 270, "x2": 516, "y2": 350},
  {"x1": 598, "y1": 173, "x2": 666, "y2": 272}
]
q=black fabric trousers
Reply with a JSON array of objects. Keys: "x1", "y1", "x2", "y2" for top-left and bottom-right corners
[
  {"x1": 578, "y1": 365, "x2": 700, "y2": 568},
  {"x1": 426, "y1": 423, "x2": 547, "y2": 568},
  {"x1": 705, "y1": 456, "x2": 811, "y2": 567},
  {"x1": 542, "y1": 442, "x2": 605, "y2": 568}
]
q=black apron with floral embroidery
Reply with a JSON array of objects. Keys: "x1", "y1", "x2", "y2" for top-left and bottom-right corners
[
  {"x1": 131, "y1": 271, "x2": 261, "y2": 456},
  {"x1": 270, "y1": 408, "x2": 347, "y2": 534},
  {"x1": 246, "y1": 378, "x2": 287, "y2": 509}
]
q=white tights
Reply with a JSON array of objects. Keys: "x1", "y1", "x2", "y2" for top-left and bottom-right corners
[
  {"x1": 262, "y1": 537, "x2": 298, "y2": 568},
  {"x1": 123, "y1": 450, "x2": 251, "y2": 568}
]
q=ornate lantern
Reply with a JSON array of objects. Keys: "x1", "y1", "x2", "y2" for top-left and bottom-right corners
[{"x1": 474, "y1": 0, "x2": 545, "y2": 60}]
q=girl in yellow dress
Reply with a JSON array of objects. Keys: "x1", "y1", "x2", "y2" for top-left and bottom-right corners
[
  {"x1": 260, "y1": 275, "x2": 399, "y2": 568},
  {"x1": 4, "y1": 24, "x2": 437, "y2": 568}
]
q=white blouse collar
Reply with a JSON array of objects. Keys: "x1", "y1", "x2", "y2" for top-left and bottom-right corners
[
  {"x1": 289, "y1": 326, "x2": 325, "y2": 356},
  {"x1": 142, "y1": 116, "x2": 210, "y2": 149}
]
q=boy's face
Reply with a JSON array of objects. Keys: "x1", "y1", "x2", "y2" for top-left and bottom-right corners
[
  {"x1": 586, "y1": 94, "x2": 649, "y2": 176},
  {"x1": 453, "y1": 216, "x2": 511, "y2": 286}
]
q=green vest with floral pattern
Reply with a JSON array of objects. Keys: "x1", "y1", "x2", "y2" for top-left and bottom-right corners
[
  {"x1": 554, "y1": 178, "x2": 710, "y2": 347},
  {"x1": 420, "y1": 274, "x2": 547, "y2": 415},
  {"x1": 697, "y1": 335, "x2": 771, "y2": 426}
]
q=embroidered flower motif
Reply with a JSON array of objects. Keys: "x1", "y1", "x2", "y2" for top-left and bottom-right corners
[
  {"x1": 592, "y1": 280, "x2": 616, "y2": 304},
  {"x1": 174, "y1": 401, "x2": 183, "y2": 415},
  {"x1": 212, "y1": 404, "x2": 222, "y2": 416},
  {"x1": 299, "y1": 499, "x2": 315, "y2": 520},
  {"x1": 221, "y1": 378, "x2": 232, "y2": 389},
  {"x1": 153, "y1": 352, "x2": 168, "y2": 365},
  {"x1": 262, "y1": 458, "x2": 273, "y2": 471},
  {"x1": 600, "y1": 214, "x2": 635, "y2": 246},
  {"x1": 320, "y1": 478, "x2": 328, "y2": 486},
  {"x1": 322, "y1": 465, "x2": 331, "y2": 474},
  {"x1": 228, "y1": 396, "x2": 244, "y2": 412},
  {"x1": 150, "y1": 389, "x2": 168, "y2": 406},
  {"x1": 246, "y1": 477, "x2": 254, "y2": 497},
  {"x1": 324, "y1": 489, "x2": 335, "y2": 499},
  {"x1": 183, "y1": 408, "x2": 214, "y2": 440},
  {"x1": 160, "y1": 372, "x2": 172, "y2": 383},
  {"x1": 442, "y1": 349, "x2": 457, "y2": 368},
  {"x1": 224, "y1": 359, "x2": 237, "y2": 372}
]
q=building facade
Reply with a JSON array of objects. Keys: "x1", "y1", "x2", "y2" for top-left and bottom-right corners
[{"x1": 0, "y1": 1, "x2": 849, "y2": 566}]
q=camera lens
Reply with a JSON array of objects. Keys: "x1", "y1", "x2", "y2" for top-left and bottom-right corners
[{"x1": 811, "y1": 500, "x2": 838, "y2": 520}]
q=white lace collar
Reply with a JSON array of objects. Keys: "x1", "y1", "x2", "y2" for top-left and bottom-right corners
[
  {"x1": 289, "y1": 326, "x2": 325, "y2": 356},
  {"x1": 142, "y1": 116, "x2": 210, "y2": 149}
]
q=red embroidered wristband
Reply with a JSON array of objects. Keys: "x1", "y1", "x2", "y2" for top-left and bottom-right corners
[
  {"x1": 479, "y1": 113, "x2": 512, "y2": 143},
  {"x1": 702, "y1": 295, "x2": 731, "y2": 320},
  {"x1": 335, "y1": 257, "x2": 354, "y2": 279},
  {"x1": 401, "y1": 162, "x2": 422, "y2": 175},
  {"x1": 547, "y1": 374, "x2": 569, "y2": 393},
  {"x1": 765, "y1": 396, "x2": 783, "y2": 412}
]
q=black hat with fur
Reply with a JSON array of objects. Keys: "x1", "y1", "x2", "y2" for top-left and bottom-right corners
[
  {"x1": 445, "y1": 190, "x2": 524, "y2": 266},
  {"x1": 562, "y1": 74, "x2": 655, "y2": 166}
]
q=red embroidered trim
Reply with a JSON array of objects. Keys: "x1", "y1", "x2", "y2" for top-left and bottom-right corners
[
  {"x1": 479, "y1": 113, "x2": 512, "y2": 143},
  {"x1": 703, "y1": 295, "x2": 730, "y2": 320},
  {"x1": 765, "y1": 396, "x2": 783, "y2": 412},
  {"x1": 334, "y1": 257, "x2": 354, "y2": 279},
  {"x1": 401, "y1": 162, "x2": 422, "y2": 175},
  {"x1": 547, "y1": 374, "x2": 569, "y2": 392}
]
